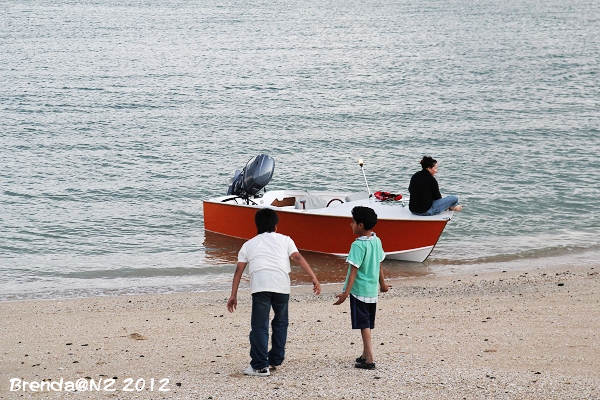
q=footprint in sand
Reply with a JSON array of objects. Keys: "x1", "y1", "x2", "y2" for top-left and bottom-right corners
[{"x1": 129, "y1": 333, "x2": 147, "y2": 340}]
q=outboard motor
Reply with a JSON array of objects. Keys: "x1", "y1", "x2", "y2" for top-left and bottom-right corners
[{"x1": 227, "y1": 154, "x2": 275, "y2": 202}]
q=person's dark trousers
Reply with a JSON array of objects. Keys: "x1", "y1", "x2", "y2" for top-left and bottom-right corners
[{"x1": 249, "y1": 292, "x2": 289, "y2": 370}]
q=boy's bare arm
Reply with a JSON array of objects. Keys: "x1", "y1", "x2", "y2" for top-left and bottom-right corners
[
  {"x1": 227, "y1": 262, "x2": 247, "y2": 313},
  {"x1": 379, "y1": 265, "x2": 392, "y2": 292},
  {"x1": 290, "y1": 252, "x2": 321, "y2": 295},
  {"x1": 334, "y1": 265, "x2": 358, "y2": 305}
]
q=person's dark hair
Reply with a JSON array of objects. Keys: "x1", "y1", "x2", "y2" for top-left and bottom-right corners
[
  {"x1": 255, "y1": 208, "x2": 279, "y2": 234},
  {"x1": 420, "y1": 156, "x2": 437, "y2": 170},
  {"x1": 351, "y1": 206, "x2": 378, "y2": 231}
]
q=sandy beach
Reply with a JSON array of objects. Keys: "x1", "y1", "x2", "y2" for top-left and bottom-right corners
[{"x1": 1, "y1": 263, "x2": 599, "y2": 399}]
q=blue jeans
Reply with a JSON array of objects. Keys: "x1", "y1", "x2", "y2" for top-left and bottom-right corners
[
  {"x1": 414, "y1": 195, "x2": 459, "y2": 216},
  {"x1": 250, "y1": 292, "x2": 289, "y2": 370}
]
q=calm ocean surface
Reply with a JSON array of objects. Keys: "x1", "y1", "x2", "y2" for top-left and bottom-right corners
[{"x1": 1, "y1": 0, "x2": 599, "y2": 301}]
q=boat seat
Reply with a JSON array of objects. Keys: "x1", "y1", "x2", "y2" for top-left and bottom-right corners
[
  {"x1": 295, "y1": 195, "x2": 328, "y2": 210},
  {"x1": 345, "y1": 192, "x2": 370, "y2": 202}
]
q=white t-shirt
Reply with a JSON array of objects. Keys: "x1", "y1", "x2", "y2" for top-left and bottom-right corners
[{"x1": 237, "y1": 232, "x2": 299, "y2": 294}]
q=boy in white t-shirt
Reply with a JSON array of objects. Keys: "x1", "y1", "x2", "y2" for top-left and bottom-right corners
[{"x1": 227, "y1": 208, "x2": 321, "y2": 376}]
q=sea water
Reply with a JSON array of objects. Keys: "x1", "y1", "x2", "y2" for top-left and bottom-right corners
[{"x1": 1, "y1": 0, "x2": 599, "y2": 300}]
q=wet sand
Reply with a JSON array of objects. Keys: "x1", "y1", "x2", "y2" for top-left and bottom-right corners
[{"x1": 1, "y1": 263, "x2": 599, "y2": 399}]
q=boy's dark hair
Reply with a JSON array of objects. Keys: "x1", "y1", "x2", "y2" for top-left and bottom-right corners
[
  {"x1": 255, "y1": 208, "x2": 279, "y2": 234},
  {"x1": 351, "y1": 206, "x2": 378, "y2": 231}
]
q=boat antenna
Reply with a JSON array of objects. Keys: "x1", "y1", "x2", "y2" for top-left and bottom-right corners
[{"x1": 358, "y1": 158, "x2": 372, "y2": 197}]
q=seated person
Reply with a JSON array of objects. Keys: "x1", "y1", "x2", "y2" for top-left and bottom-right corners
[{"x1": 409, "y1": 156, "x2": 462, "y2": 216}]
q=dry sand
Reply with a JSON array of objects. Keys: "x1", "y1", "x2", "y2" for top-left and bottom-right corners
[{"x1": 1, "y1": 264, "x2": 599, "y2": 399}]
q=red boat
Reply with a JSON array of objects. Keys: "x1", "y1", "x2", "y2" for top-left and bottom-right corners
[
  {"x1": 204, "y1": 190, "x2": 453, "y2": 262},
  {"x1": 203, "y1": 154, "x2": 454, "y2": 262}
]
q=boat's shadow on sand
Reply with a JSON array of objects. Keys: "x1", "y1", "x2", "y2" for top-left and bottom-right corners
[{"x1": 203, "y1": 231, "x2": 431, "y2": 285}]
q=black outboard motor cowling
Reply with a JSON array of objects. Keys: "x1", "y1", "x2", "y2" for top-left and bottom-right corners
[
  {"x1": 226, "y1": 169, "x2": 244, "y2": 196},
  {"x1": 243, "y1": 154, "x2": 275, "y2": 196},
  {"x1": 227, "y1": 154, "x2": 275, "y2": 200}
]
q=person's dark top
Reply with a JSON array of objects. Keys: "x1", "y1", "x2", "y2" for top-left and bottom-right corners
[{"x1": 408, "y1": 169, "x2": 442, "y2": 214}]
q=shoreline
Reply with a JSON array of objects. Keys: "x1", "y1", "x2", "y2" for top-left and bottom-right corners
[
  {"x1": 4, "y1": 247, "x2": 600, "y2": 303},
  {"x1": 1, "y1": 263, "x2": 599, "y2": 398}
]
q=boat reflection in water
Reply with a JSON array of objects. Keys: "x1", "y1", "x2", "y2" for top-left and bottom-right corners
[
  {"x1": 202, "y1": 231, "x2": 430, "y2": 286},
  {"x1": 203, "y1": 231, "x2": 246, "y2": 265}
]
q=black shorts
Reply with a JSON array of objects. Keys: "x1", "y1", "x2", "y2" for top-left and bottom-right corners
[{"x1": 350, "y1": 295, "x2": 376, "y2": 330}]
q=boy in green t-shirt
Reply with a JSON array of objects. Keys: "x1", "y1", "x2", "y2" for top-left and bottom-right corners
[{"x1": 334, "y1": 206, "x2": 391, "y2": 370}]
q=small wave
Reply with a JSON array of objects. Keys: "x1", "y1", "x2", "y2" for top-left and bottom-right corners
[
  {"x1": 429, "y1": 243, "x2": 600, "y2": 266},
  {"x1": 61, "y1": 87, "x2": 105, "y2": 91},
  {"x1": 0, "y1": 282, "x2": 233, "y2": 302},
  {"x1": 48, "y1": 265, "x2": 235, "y2": 280},
  {"x1": 3, "y1": 190, "x2": 36, "y2": 199}
]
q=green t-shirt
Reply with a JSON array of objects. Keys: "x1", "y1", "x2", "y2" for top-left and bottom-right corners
[{"x1": 344, "y1": 234, "x2": 385, "y2": 298}]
